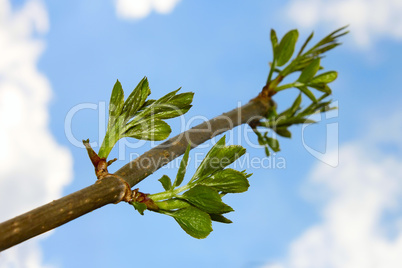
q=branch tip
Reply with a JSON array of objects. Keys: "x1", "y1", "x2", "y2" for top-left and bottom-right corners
[{"x1": 107, "y1": 158, "x2": 117, "y2": 166}]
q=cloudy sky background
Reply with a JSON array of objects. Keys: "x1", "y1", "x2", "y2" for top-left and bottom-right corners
[{"x1": 1, "y1": 0, "x2": 402, "y2": 267}]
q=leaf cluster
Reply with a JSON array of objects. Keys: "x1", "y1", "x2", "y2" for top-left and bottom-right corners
[
  {"x1": 269, "y1": 26, "x2": 348, "y2": 83},
  {"x1": 98, "y1": 77, "x2": 193, "y2": 158},
  {"x1": 256, "y1": 27, "x2": 347, "y2": 156},
  {"x1": 131, "y1": 136, "x2": 251, "y2": 239},
  {"x1": 255, "y1": 93, "x2": 335, "y2": 156}
]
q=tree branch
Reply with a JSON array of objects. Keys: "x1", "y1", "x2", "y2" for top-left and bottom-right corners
[{"x1": 0, "y1": 96, "x2": 271, "y2": 251}]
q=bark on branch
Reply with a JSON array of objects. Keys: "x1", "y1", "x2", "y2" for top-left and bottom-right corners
[{"x1": 0, "y1": 96, "x2": 271, "y2": 251}]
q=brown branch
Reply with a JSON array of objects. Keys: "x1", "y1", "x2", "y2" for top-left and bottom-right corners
[{"x1": 0, "y1": 96, "x2": 271, "y2": 251}]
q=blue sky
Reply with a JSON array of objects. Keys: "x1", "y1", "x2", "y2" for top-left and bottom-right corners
[{"x1": 1, "y1": 0, "x2": 402, "y2": 267}]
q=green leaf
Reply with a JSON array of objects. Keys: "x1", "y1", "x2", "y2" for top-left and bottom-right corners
[
  {"x1": 156, "y1": 198, "x2": 190, "y2": 210},
  {"x1": 198, "y1": 145, "x2": 246, "y2": 181},
  {"x1": 265, "y1": 146, "x2": 270, "y2": 157},
  {"x1": 299, "y1": 100, "x2": 331, "y2": 116},
  {"x1": 191, "y1": 136, "x2": 225, "y2": 180},
  {"x1": 261, "y1": 116, "x2": 316, "y2": 129},
  {"x1": 137, "y1": 99, "x2": 155, "y2": 112},
  {"x1": 270, "y1": 29, "x2": 278, "y2": 56},
  {"x1": 276, "y1": 30, "x2": 299, "y2": 67},
  {"x1": 310, "y1": 71, "x2": 338, "y2": 84},
  {"x1": 124, "y1": 118, "x2": 171, "y2": 141},
  {"x1": 298, "y1": 58, "x2": 320, "y2": 83},
  {"x1": 151, "y1": 92, "x2": 194, "y2": 120},
  {"x1": 122, "y1": 77, "x2": 151, "y2": 122},
  {"x1": 288, "y1": 93, "x2": 302, "y2": 116},
  {"x1": 182, "y1": 185, "x2": 228, "y2": 214},
  {"x1": 265, "y1": 107, "x2": 277, "y2": 120},
  {"x1": 137, "y1": 89, "x2": 180, "y2": 119},
  {"x1": 298, "y1": 31, "x2": 314, "y2": 56},
  {"x1": 313, "y1": 26, "x2": 348, "y2": 50},
  {"x1": 314, "y1": 43, "x2": 340, "y2": 55},
  {"x1": 199, "y1": 169, "x2": 250, "y2": 193},
  {"x1": 309, "y1": 83, "x2": 332, "y2": 94},
  {"x1": 254, "y1": 130, "x2": 279, "y2": 156},
  {"x1": 282, "y1": 117, "x2": 316, "y2": 125},
  {"x1": 274, "y1": 127, "x2": 292, "y2": 138},
  {"x1": 173, "y1": 144, "x2": 191, "y2": 188},
  {"x1": 209, "y1": 213, "x2": 232, "y2": 224},
  {"x1": 192, "y1": 136, "x2": 246, "y2": 182},
  {"x1": 107, "y1": 80, "x2": 124, "y2": 130},
  {"x1": 159, "y1": 175, "x2": 172, "y2": 191},
  {"x1": 297, "y1": 86, "x2": 317, "y2": 102},
  {"x1": 160, "y1": 107, "x2": 192, "y2": 120},
  {"x1": 220, "y1": 203, "x2": 234, "y2": 214},
  {"x1": 170, "y1": 207, "x2": 212, "y2": 239},
  {"x1": 303, "y1": 28, "x2": 347, "y2": 59},
  {"x1": 132, "y1": 202, "x2": 147, "y2": 215},
  {"x1": 130, "y1": 90, "x2": 193, "y2": 125},
  {"x1": 164, "y1": 92, "x2": 194, "y2": 110},
  {"x1": 154, "y1": 88, "x2": 180, "y2": 103},
  {"x1": 275, "y1": 82, "x2": 301, "y2": 92},
  {"x1": 255, "y1": 130, "x2": 265, "y2": 146},
  {"x1": 266, "y1": 137, "x2": 280, "y2": 152}
]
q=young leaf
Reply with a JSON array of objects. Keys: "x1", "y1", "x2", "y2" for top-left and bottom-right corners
[
  {"x1": 267, "y1": 137, "x2": 280, "y2": 152},
  {"x1": 297, "y1": 86, "x2": 317, "y2": 102},
  {"x1": 276, "y1": 30, "x2": 299, "y2": 67},
  {"x1": 314, "y1": 43, "x2": 340, "y2": 55},
  {"x1": 181, "y1": 185, "x2": 228, "y2": 214},
  {"x1": 149, "y1": 92, "x2": 194, "y2": 120},
  {"x1": 309, "y1": 83, "x2": 332, "y2": 94},
  {"x1": 190, "y1": 136, "x2": 225, "y2": 181},
  {"x1": 128, "y1": 89, "x2": 193, "y2": 126},
  {"x1": 124, "y1": 118, "x2": 171, "y2": 141},
  {"x1": 136, "y1": 89, "x2": 180, "y2": 119},
  {"x1": 220, "y1": 203, "x2": 234, "y2": 214},
  {"x1": 159, "y1": 175, "x2": 172, "y2": 191},
  {"x1": 108, "y1": 80, "x2": 124, "y2": 130},
  {"x1": 192, "y1": 137, "x2": 246, "y2": 182},
  {"x1": 274, "y1": 127, "x2": 292, "y2": 138},
  {"x1": 298, "y1": 58, "x2": 320, "y2": 83},
  {"x1": 312, "y1": 26, "x2": 348, "y2": 51},
  {"x1": 170, "y1": 207, "x2": 213, "y2": 239},
  {"x1": 270, "y1": 29, "x2": 278, "y2": 56},
  {"x1": 265, "y1": 146, "x2": 270, "y2": 157},
  {"x1": 162, "y1": 92, "x2": 194, "y2": 111},
  {"x1": 255, "y1": 130, "x2": 265, "y2": 146},
  {"x1": 273, "y1": 117, "x2": 316, "y2": 126},
  {"x1": 156, "y1": 198, "x2": 190, "y2": 210},
  {"x1": 298, "y1": 31, "x2": 314, "y2": 56},
  {"x1": 173, "y1": 144, "x2": 191, "y2": 188},
  {"x1": 199, "y1": 169, "x2": 250, "y2": 193},
  {"x1": 122, "y1": 77, "x2": 151, "y2": 122},
  {"x1": 200, "y1": 144, "x2": 246, "y2": 181},
  {"x1": 209, "y1": 213, "x2": 232, "y2": 224},
  {"x1": 137, "y1": 99, "x2": 155, "y2": 112},
  {"x1": 310, "y1": 71, "x2": 338, "y2": 84},
  {"x1": 132, "y1": 202, "x2": 147, "y2": 215},
  {"x1": 287, "y1": 93, "x2": 302, "y2": 117},
  {"x1": 153, "y1": 88, "x2": 180, "y2": 104}
]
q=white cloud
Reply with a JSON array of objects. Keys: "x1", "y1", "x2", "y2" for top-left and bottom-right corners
[
  {"x1": 0, "y1": 238, "x2": 55, "y2": 268},
  {"x1": 0, "y1": 0, "x2": 73, "y2": 266},
  {"x1": 285, "y1": 0, "x2": 402, "y2": 48},
  {"x1": 263, "y1": 118, "x2": 402, "y2": 267},
  {"x1": 115, "y1": 0, "x2": 181, "y2": 19}
]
